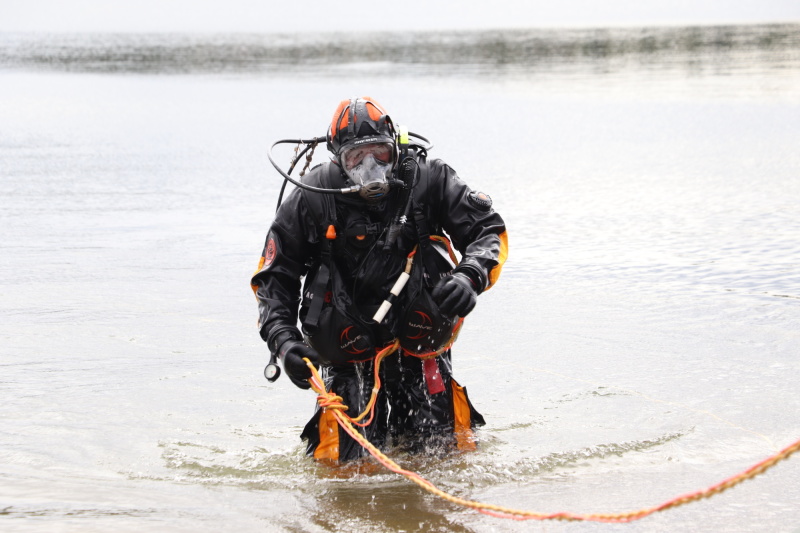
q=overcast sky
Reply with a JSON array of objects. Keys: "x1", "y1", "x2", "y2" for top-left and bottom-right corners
[{"x1": 3, "y1": 0, "x2": 799, "y2": 33}]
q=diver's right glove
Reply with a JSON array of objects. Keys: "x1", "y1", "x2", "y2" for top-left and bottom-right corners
[
  {"x1": 277, "y1": 338, "x2": 320, "y2": 390},
  {"x1": 432, "y1": 271, "x2": 478, "y2": 317}
]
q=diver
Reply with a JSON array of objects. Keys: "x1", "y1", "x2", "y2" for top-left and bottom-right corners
[{"x1": 251, "y1": 97, "x2": 508, "y2": 462}]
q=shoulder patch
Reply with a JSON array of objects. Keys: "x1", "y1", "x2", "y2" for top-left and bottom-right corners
[
  {"x1": 468, "y1": 191, "x2": 493, "y2": 211},
  {"x1": 263, "y1": 236, "x2": 278, "y2": 267}
]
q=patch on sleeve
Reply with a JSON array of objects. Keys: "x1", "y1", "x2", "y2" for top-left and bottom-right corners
[
  {"x1": 263, "y1": 236, "x2": 278, "y2": 267},
  {"x1": 468, "y1": 191, "x2": 493, "y2": 211}
]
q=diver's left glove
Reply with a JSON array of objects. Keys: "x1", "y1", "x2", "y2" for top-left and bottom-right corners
[
  {"x1": 277, "y1": 338, "x2": 320, "y2": 390},
  {"x1": 432, "y1": 271, "x2": 478, "y2": 317}
]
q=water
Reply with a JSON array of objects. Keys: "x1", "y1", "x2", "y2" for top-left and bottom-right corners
[{"x1": 1, "y1": 25, "x2": 799, "y2": 532}]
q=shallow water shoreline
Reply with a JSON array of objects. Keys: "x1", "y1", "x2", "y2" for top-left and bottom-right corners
[{"x1": 1, "y1": 25, "x2": 799, "y2": 531}]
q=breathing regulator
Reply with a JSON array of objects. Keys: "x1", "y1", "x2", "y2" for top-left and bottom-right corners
[{"x1": 267, "y1": 125, "x2": 432, "y2": 211}]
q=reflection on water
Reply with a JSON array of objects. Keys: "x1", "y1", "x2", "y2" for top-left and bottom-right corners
[
  {"x1": 1, "y1": 23, "x2": 799, "y2": 77},
  {"x1": 308, "y1": 480, "x2": 474, "y2": 533}
]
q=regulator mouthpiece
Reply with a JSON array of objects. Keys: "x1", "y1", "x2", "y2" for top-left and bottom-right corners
[{"x1": 345, "y1": 154, "x2": 392, "y2": 202}]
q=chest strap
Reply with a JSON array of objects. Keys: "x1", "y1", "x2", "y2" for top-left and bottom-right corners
[{"x1": 302, "y1": 164, "x2": 340, "y2": 330}]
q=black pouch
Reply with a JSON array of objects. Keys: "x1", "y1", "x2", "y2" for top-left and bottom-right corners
[
  {"x1": 398, "y1": 238, "x2": 460, "y2": 356},
  {"x1": 299, "y1": 266, "x2": 376, "y2": 366},
  {"x1": 303, "y1": 305, "x2": 376, "y2": 366}
]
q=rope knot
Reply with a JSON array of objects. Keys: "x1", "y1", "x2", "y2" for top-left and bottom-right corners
[{"x1": 317, "y1": 392, "x2": 347, "y2": 411}]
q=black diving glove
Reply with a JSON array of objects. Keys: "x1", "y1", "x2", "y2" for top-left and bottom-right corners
[
  {"x1": 432, "y1": 271, "x2": 478, "y2": 317},
  {"x1": 277, "y1": 339, "x2": 320, "y2": 390}
]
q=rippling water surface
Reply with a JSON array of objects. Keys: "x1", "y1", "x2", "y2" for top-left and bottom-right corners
[{"x1": 1, "y1": 25, "x2": 799, "y2": 532}]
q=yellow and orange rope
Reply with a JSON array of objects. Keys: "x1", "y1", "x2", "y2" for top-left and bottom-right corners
[
  {"x1": 314, "y1": 340, "x2": 399, "y2": 427},
  {"x1": 304, "y1": 357, "x2": 800, "y2": 522},
  {"x1": 300, "y1": 234, "x2": 798, "y2": 521}
]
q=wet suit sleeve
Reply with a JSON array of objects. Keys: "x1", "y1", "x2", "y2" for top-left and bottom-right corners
[
  {"x1": 429, "y1": 159, "x2": 508, "y2": 292},
  {"x1": 250, "y1": 189, "x2": 316, "y2": 352}
]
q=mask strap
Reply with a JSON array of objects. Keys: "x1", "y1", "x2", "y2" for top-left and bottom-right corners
[{"x1": 347, "y1": 98, "x2": 357, "y2": 140}]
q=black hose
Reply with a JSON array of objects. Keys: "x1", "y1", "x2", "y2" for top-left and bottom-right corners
[
  {"x1": 269, "y1": 132, "x2": 432, "y2": 211},
  {"x1": 382, "y1": 157, "x2": 418, "y2": 251},
  {"x1": 268, "y1": 137, "x2": 359, "y2": 197}
]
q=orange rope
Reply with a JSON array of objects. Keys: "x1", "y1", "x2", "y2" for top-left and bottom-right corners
[
  {"x1": 429, "y1": 234, "x2": 459, "y2": 264},
  {"x1": 303, "y1": 357, "x2": 800, "y2": 522},
  {"x1": 313, "y1": 341, "x2": 399, "y2": 427}
]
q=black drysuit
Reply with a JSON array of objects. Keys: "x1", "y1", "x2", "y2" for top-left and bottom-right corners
[{"x1": 251, "y1": 152, "x2": 507, "y2": 462}]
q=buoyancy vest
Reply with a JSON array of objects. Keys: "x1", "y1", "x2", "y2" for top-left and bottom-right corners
[{"x1": 298, "y1": 160, "x2": 460, "y2": 366}]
